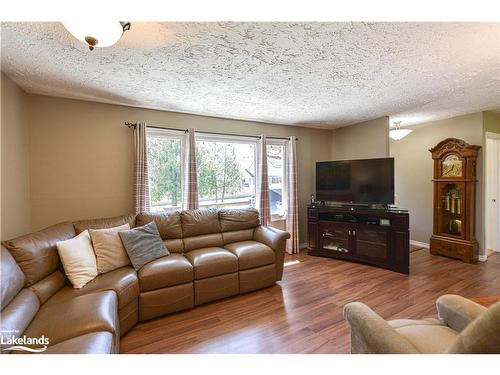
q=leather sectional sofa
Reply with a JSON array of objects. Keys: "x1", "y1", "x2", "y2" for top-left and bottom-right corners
[{"x1": 0, "y1": 208, "x2": 290, "y2": 354}]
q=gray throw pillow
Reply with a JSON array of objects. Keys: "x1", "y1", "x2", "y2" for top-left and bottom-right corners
[{"x1": 119, "y1": 221, "x2": 169, "y2": 270}]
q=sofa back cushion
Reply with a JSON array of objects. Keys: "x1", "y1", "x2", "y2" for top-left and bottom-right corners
[
  {"x1": 222, "y1": 229, "x2": 255, "y2": 244},
  {"x1": 0, "y1": 247, "x2": 40, "y2": 349},
  {"x1": 119, "y1": 221, "x2": 169, "y2": 271},
  {"x1": 2, "y1": 222, "x2": 76, "y2": 286},
  {"x1": 181, "y1": 209, "x2": 220, "y2": 237},
  {"x1": 1, "y1": 246, "x2": 26, "y2": 309},
  {"x1": 0, "y1": 288, "x2": 40, "y2": 351},
  {"x1": 183, "y1": 233, "x2": 224, "y2": 252},
  {"x1": 163, "y1": 239, "x2": 184, "y2": 253},
  {"x1": 136, "y1": 212, "x2": 183, "y2": 239},
  {"x1": 219, "y1": 208, "x2": 260, "y2": 232},
  {"x1": 30, "y1": 271, "x2": 66, "y2": 305},
  {"x1": 73, "y1": 213, "x2": 136, "y2": 234}
]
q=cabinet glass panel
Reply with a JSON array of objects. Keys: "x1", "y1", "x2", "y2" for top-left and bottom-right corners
[
  {"x1": 355, "y1": 229, "x2": 388, "y2": 260},
  {"x1": 321, "y1": 226, "x2": 350, "y2": 254},
  {"x1": 439, "y1": 183, "x2": 463, "y2": 236}
]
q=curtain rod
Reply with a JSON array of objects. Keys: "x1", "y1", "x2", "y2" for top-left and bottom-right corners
[{"x1": 124, "y1": 122, "x2": 297, "y2": 141}]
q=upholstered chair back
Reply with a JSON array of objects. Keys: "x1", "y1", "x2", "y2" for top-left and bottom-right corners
[{"x1": 448, "y1": 301, "x2": 500, "y2": 353}]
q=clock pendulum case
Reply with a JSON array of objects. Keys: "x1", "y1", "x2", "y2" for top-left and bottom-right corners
[{"x1": 429, "y1": 138, "x2": 481, "y2": 263}]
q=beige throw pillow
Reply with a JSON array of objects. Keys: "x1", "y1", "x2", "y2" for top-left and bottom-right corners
[
  {"x1": 56, "y1": 230, "x2": 97, "y2": 289},
  {"x1": 90, "y1": 223, "x2": 131, "y2": 274}
]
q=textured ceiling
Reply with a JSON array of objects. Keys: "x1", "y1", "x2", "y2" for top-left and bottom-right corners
[{"x1": 1, "y1": 22, "x2": 499, "y2": 129}]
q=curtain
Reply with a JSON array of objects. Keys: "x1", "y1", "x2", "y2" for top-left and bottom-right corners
[
  {"x1": 182, "y1": 128, "x2": 199, "y2": 210},
  {"x1": 257, "y1": 134, "x2": 271, "y2": 225},
  {"x1": 134, "y1": 122, "x2": 150, "y2": 214},
  {"x1": 286, "y1": 136, "x2": 299, "y2": 254}
]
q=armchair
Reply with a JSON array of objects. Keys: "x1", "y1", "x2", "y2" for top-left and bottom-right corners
[{"x1": 343, "y1": 294, "x2": 500, "y2": 353}]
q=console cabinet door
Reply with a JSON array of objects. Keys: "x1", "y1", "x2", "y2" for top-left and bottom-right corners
[
  {"x1": 319, "y1": 223, "x2": 352, "y2": 256},
  {"x1": 353, "y1": 228, "x2": 390, "y2": 262}
]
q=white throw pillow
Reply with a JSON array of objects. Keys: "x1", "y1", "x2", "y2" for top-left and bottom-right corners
[{"x1": 56, "y1": 230, "x2": 98, "y2": 288}]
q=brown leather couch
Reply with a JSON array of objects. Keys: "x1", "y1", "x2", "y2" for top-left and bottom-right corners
[{"x1": 0, "y1": 208, "x2": 289, "y2": 354}]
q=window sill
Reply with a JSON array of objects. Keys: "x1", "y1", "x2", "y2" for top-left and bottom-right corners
[{"x1": 271, "y1": 215, "x2": 286, "y2": 223}]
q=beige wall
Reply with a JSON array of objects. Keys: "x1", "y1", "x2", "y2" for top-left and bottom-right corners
[
  {"x1": 3, "y1": 74, "x2": 494, "y2": 253},
  {"x1": 331, "y1": 117, "x2": 389, "y2": 160},
  {"x1": 389, "y1": 112, "x2": 485, "y2": 254},
  {"x1": 1, "y1": 73, "x2": 31, "y2": 240},
  {"x1": 27, "y1": 94, "x2": 332, "y2": 243},
  {"x1": 483, "y1": 111, "x2": 500, "y2": 134}
]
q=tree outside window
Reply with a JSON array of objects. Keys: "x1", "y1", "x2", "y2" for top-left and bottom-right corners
[
  {"x1": 147, "y1": 135, "x2": 182, "y2": 211},
  {"x1": 147, "y1": 131, "x2": 286, "y2": 217},
  {"x1": 196, "y1": 140, "x2": 255, "y2": 209}
]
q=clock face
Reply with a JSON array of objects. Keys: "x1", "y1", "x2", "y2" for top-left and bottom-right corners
[{"x1": 442, "y1": 154, "x2": 462, "y2": 177}]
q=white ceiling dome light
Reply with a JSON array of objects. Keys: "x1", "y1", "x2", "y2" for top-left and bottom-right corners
[
  {"x1": 62, "y1": 21, "x2": 131, "y2": 50},
  {"x1": 389, "y1": 121, "x2": 413, "y2": 140}
]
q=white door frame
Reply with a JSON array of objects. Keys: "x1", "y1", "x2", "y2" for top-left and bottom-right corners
[{"x1": 484, "y1": 132, "x2": 500, "y2": 256}]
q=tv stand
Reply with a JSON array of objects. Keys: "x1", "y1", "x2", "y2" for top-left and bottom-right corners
[{"x1": 307, "y1": 205, "x2": 409, "y2": 274}]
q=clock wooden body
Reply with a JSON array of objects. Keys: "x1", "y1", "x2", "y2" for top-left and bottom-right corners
[{"x1": 429, "y1": 138, "x2": 481, "y2": 263}]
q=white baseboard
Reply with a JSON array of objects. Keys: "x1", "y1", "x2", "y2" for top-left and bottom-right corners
[
  {"x1": 478, "y1": 254, "x2": 488, "y2": 262},
  {"x1": 410, "y1": 240, "x2": 430, "y2": 249}
]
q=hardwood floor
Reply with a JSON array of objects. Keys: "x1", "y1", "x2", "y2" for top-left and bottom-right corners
[{"x1": 120, "y1": 249, "x2": 500, "y2": 354}]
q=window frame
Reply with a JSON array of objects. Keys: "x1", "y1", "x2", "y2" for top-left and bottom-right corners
[
  {"x1": 266, "y1": 139, "x2": 288, "y2": 222},
  {"x1": 146, "y1": 129, "x2": 288, "y2": 222},
  {"x1": 146, "y1": 128, "x2": 186, "y2": 211},
  {"x1": 195, "y1": 133, "x2": 258, "y2": 210}
]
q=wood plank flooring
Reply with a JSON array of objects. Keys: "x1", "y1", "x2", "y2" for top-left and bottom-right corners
[{"x1": 120, "y1": 249, "x2": 500, "y2": 354}]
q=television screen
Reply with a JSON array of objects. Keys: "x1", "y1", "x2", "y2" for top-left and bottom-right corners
[{"x1": 316, "y1": 158, "x2": 394, "y2": 205}]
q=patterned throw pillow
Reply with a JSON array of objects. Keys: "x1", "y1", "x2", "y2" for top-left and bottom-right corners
[{"x1": 119, "y1": 221, "x2": 169, "y2": 270}]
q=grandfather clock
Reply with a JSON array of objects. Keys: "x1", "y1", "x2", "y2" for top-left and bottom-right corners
[{"x1": 429, "y1": 138, "x2": 481, "y2": 263}]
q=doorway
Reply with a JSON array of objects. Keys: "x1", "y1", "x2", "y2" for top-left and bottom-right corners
[{"x1": 485, "y1": 132, "x2": 500, "y2": 254}]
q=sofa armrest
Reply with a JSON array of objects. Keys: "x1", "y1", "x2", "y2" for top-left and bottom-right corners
[
  {"x1": 343, "y1": 302, "x2": 420, "y2": 354},
  {"x1": 436, "y1": 294, "x2": 486, "y2": 332},
  {"x1": 253, "y1": 225, "x2": 290, "y2": 250},
  {"x1": 253, "y1": 226, "x2": 290, "y2": 281}
]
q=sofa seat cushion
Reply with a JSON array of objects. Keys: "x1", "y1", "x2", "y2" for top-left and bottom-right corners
[
  {"x1": 42, "y1": 332, "x2": 115, "y2": 354},
  {"x1": 24, "y1": 291, "x2": 118, "y2": 346},
  {"x1": 224, "y1": 241, "x2": 275, "y2": 270},
  {"x1": 138, "y1": 254, "x2": 193, "y2": 292},
  {"x1": 389, "y1": 319, "x2": 458, "y2": 353},
  {"x1": 47, "y1": 266, "x2": 139, "y2": 309},
  {"x1": 184, "y1": 247, "x2": 238, "y2": 279}
]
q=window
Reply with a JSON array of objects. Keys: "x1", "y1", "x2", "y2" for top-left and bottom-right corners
[
  {"x1": 196, "y1": 135, "x2": 257, "y2": 209},
  {"x1": 146, "y1": 129, "x2": 183, "y2": 212},
  {"x1": 267, "y1": 142, "x2": 287, "y2": 218},
  {"x1": 146, "y1": 129, "x2": 287, "y2": 220}
]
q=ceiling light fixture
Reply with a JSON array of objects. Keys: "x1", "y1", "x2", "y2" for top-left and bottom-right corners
[
  {"x1": 389, "y1": 121, "x2": 413, "y2": 140},
  {"x1": 62, "y1": 21, "x2": 131, "y2": 50}
]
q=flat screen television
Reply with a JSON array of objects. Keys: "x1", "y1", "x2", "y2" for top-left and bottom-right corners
[{"x1": 316, "y1": 158, "x2": 394, "y2": 205}]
